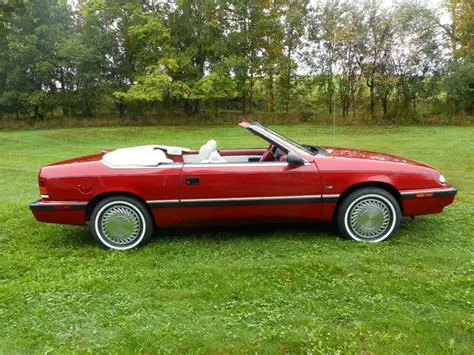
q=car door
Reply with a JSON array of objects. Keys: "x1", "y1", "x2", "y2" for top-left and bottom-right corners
[{"x1": 179, "y1": 161, "x2": 322, "y2": 225}]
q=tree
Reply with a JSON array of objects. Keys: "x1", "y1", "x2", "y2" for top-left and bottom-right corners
[
  {"x1": 307, "y1": 0, "x2": 351, "y2": 116},
  {"x1": 0, "y1": 0, "x2": 74, "y2": 119},
  {"x1": 357, "y1": 0, "x2": 394, "y2": 119},
  {"x1": 391, "y1": 3, "x2": 443, "y2": 115},
  {"x1": 0, "y1": 0, "x2": 470, "y2": 121},
  {"x1": 224, "y1": 0, "x2": 264, "y2": 115},
  {"x1": 443, "y1": 0, "x2": 474, "y2": 113}
]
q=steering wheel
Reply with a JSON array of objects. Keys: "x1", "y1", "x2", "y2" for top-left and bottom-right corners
[{"x1": 260, "y1": 144, "x2": 275, "y2": 162}]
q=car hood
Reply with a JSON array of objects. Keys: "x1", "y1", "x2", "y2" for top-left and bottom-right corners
[{"x1": 323, "y1": 147, "x2": 433, "y2": 168}]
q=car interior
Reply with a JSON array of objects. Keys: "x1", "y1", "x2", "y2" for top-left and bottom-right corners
[
  {"x1": 174, "y1": 140, "x2": 288, "y2": 164},
  {"x1": 102, "y1": 141, "x2": 290, "y2": 168}
]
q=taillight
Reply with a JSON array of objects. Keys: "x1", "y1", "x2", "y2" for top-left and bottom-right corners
[{"x1": 39, "y1": 177, "x2": 49, "y2": 198}]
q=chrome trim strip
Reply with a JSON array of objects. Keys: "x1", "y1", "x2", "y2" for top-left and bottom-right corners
[
  {"x1": 183, "y1": 162, "x2": 311, "y2": 168},
  {"x1": 182, "y1": 195, "x2": 320, "y2": 203},
  {"x1": 147, "y1": 199, "x2": 180, "y2": 208},
  {"x1": 147, "y1": 199, "x2": 180, "y2": 204},
  {"x1": 322, "y1": 194, "x2": 340, "y2": 198},
  {"x1": 179, "y1": 195, "x2": 321, "y2": 207},
  {"x1": 40, "y1": 194, "x2": 49, "y2": 199},
  {"x1": 30, "y1": 201, "x2": 87, "y2": 211},
  {"x1": 146, "y1": 194, "x2": 340, "y2": 208},
  {"x1": 400, "y1": 187, "x2": 457, "y2": 195},
  {"x1": 35, "y1": 201, "x2": 87, "y2": 206}
]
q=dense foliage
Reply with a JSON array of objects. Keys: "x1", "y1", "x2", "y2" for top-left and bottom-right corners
[{"x1": 0, "y1": 0, "x2": 472, "y2": 121}]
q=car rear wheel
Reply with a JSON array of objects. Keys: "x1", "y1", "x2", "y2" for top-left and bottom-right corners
[
  {"x1": 90, "y1": 196, "x2": 153, "y2": 250},
  {"x1": 337, "y1": 188, "x2": 401, "y2": 242}
]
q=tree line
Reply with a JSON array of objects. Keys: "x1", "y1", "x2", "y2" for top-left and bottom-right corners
[{"x1": 0, "y1": 0, "x2": 472, "y2": 122}]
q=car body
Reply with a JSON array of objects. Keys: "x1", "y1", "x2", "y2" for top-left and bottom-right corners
[{"x1": 30, "y1": 121, "x2": 457, "y2": 249}]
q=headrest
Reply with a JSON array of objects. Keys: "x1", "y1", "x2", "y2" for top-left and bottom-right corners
[
  {"x1": 207, "y1": 140, "x2": 217, "y2": 151},
  {"x1": 199, "y1": 140, "x2": 218, "y2": 160}
]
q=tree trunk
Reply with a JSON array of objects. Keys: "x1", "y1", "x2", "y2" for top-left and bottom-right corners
[
  {"x1": 285, "y1": 39, "x2": 293, "y2": 114},
  {"x1": 34, "y1": 105, "x2": 42, "y2": 121},
  {"x1": 328, "y1": 77, "x2": 333, "y2": 116},
  {"x1": 382, "y1": 98, "x2": 388, "y2": 117},
  {"x1": 84, "y1": 99, "x2": 92, "y2": 117},
  {"x1": 184, "y1": 101, "x2": 193, "y2": 115},
  {"x1": 352, "y1": 89, "x2": 356, "y2": 119},
  {"x1": 194, "y1": 100, "x2": 201, "y2": 115},
  {"x1": 60, "y1": 67, "x2": 69, "y2": 117},
  {"x1": 117, "y1": 101, "x2": 125, "y2": 118},
  {"x1": 343, "y1": 96, "x2": 350, "y2": 117},
  {"x1": 242, "y1": 75, "x2": 247, "y2": 116},
  {"x1": 267, "y1": 67, "x2": 274, "y2": 113},
  {"x1": 369, "y1": 82, "x2": 375, "y2": 118},
  {"x1": 249, "y1": 69, "x2": 254, "y2": 115}
]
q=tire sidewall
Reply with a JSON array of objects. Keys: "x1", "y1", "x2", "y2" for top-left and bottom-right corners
[
  {"x1": 90, "y1": 196, "x2": 153, "y2": 250},
  {"x1": 337, "y1": 188, "x2": 401, "y2": 242}
]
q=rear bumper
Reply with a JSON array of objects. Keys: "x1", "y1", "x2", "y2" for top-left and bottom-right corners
[
  {"x1": 30, "y1": 200, "x2": 87, "y2": 225},
  {"x1": 401, "y1": 187, "x2": 457, "y2": 216}
]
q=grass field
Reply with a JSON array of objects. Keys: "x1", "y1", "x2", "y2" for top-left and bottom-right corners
[{"x1": 0, "y1": 124, "x2": 473, "y2": 353}]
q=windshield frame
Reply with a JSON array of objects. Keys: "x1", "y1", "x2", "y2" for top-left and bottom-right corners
[{"x1": 242, "y1": 121, "x2": 315, "y2": 160}]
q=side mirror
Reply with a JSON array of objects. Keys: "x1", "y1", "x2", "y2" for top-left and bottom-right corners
[{"x1": 287, "y1": 151, "x2": 305, "y2": 166}]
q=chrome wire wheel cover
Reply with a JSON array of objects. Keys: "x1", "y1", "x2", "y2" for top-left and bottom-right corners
[
  {"x1": 348, "y1": 197, "x2": 392, "y2": 240},
  {"x1": 99, "y1": 204, "x2": 143, "y2": 246}
]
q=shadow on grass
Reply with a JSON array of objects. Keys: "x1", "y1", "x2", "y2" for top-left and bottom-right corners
[
  {"x1": 154, "y1": 221, "x2": 339, "y2": 243},
  {"x1": 56, "y1": 226, "x2": 96, "y2": 248},
  {"x1": 50, "y1": 217, "x2": 426, "y2": 249},
  {"x1": 52, "y1": 221, "x2": 340, "y2": 249}
]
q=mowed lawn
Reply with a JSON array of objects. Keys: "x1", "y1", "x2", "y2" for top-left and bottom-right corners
[{"x1": 0, "y1": 124, "x2": 472, "y2": 353}]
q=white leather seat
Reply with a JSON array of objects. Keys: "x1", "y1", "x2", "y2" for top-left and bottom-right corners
[
  {"x1": 199, "y1": 140, "x2": 226, "y2": 163},
  {"x1": 204, "y1": 151, "x2": 227, "y2": 163}
]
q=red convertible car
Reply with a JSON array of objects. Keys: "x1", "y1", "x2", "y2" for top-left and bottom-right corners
[{"x1": 30, "y1": 121, "x2": 457, "y2": 250}]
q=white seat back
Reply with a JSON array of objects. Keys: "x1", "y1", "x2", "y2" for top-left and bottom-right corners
[
  {"x1": 198, "y1": 140, "x2": 214, "y2": 160},
  {"x1": 198, "y1": 140, "x2": 218, "y2": 160},
  {"x1": 202, "y1": 151, "x2": 227, "y2": 163}
]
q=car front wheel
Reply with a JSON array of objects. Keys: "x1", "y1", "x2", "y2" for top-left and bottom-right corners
[
  {"x1": 90, "y1": 196, "x2": 153, "y2": 250},
  {"x1": 337, "y1": 188, "x2": 401, "y2": 242}
]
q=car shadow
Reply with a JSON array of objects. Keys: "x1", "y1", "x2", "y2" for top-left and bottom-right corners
[
  {"x1": 50, "y1": 221, "x2": 339, "y2": 250},
  {"x1": 54, "y1": 217, "x2": 420, "y2": 249},
  {"x1": 153, "y1": 221, "x2": 339, "y2": 243},
  {"x1": 53, "y1": 226, "x2": 96, "y2": 248}
]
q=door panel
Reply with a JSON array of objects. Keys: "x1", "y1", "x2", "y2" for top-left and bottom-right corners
[{"x1": 179, "y1": 163, "x2": 322, "y2": 225}]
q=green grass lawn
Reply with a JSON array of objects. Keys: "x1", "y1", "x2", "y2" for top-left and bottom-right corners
[{"x1": 0, "y1": 124, "x2": 473, "y2": 353}]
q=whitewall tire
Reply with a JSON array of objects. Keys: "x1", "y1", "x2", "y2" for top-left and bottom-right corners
[
  {"x1": 89, "y1": 196, "x2": 153, "y2": 250},
  {"x1": 337, "y1": 188, "x2": 401, "y2": 242}
]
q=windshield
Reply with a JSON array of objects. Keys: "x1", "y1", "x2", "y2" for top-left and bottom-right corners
[
  {"x1": 240, "y1": 121, "x2": 328, "y2": 157},
  {"x1": 254, "y1": 123, "x2": 314, "y2": 155}
]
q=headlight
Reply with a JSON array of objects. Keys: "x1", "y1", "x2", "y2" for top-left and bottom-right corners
[{"x1": 439, "y1": 174, "x2": 447, "y2": 183}]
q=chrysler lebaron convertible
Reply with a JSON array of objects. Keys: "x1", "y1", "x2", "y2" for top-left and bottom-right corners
[{"x1": 30, "y1": 121, "x2": 457, "y2": 249}]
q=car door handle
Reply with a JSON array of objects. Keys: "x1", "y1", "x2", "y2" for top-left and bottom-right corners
[{"x1": 185, "y1": 177, "x2": 200, "y2": 185}]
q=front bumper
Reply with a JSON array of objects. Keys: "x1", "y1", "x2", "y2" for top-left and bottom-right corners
[
  {"x1": 400, "y1": 187, "x2": 457, "y2": 216},
  {"x1": 30, "y1": 200, "x2": 88, "y2": 225}
]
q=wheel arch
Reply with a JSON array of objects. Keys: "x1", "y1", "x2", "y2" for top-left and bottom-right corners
[
  {"x1": 332, "y1": 181, "x2": 403, "y2": 221},
  {"x1": 85, "y1": 191, "x2": 153, "y2": 222}
]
